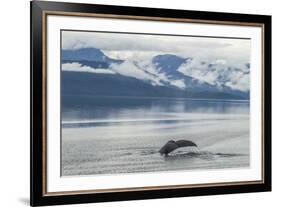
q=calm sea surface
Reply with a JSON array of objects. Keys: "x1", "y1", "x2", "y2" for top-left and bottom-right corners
[{"x1": 61, "y1": 96, "x2": 250, "y2": 176}]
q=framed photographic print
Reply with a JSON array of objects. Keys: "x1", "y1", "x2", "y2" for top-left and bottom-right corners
[{"x1": 30, "y1": 1, "x2": 271, "y2": 206}]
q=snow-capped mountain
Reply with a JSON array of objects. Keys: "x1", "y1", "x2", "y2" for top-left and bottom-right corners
[{"x1": 61, "y1": 48, "x2": 250, "y2": 100}]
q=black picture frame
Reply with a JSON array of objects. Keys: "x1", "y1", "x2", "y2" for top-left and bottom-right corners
[{"x1": 31, "y1": 1, "x2": 271, "y2": 206}]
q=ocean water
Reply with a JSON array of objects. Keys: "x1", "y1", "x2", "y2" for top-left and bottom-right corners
[{"x1": 61, "y1": 97, "x2": 250, "y2": 176}]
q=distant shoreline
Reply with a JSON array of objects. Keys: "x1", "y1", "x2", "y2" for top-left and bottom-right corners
[{"x1": 62, "y1": 94, "x2": 250, "y2": 103}]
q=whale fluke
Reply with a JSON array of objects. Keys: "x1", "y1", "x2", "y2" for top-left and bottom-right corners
[
  {"x1": 159, "y1": 139, "x2": 197, "y2": 156},
  {"x1": 175, "y1": 140, "x2": 197, "y2": 147}
]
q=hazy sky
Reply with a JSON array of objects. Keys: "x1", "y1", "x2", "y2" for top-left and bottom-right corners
[
  {"x1": 62, "y1": 30, "x2": 251, "y2": 92},
  {"x1": 62, "y1": 30, "x2": 251, "y2": 67}
]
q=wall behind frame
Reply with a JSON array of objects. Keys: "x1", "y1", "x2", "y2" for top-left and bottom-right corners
[{"x1": 0, "y1": 0, "x2": 277, "y2": 206}]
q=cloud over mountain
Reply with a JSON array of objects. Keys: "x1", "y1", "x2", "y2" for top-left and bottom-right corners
[
  {"x1": 62, "y1": 30, "x2": 251, "y2": 67},
  {"x1": 178, "y1": 59, "x2": 250, "y2": 92},
  {"x1": 62, "y1": 62, "x2": 116, "y2": 74}
]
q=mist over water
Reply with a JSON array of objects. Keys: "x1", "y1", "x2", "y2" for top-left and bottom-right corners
[{"x1": 61, "y1": 97, "x2": 250, "y2": 176}]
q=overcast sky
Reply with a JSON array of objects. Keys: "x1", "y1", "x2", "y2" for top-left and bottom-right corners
[
  {"x1": 62, "y1": 30, "x2": 251, "y2": 91},
  {"x1": 62, "y1": 30, "x2": 251, "y2": 67}
]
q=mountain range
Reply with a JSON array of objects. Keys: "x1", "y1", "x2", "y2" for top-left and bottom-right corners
[{"x1": 61, "y1": 48, "x2": 250, "y2": 100}]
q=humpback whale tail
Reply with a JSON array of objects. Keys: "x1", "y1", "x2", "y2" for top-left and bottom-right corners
[{"x1": 159, "y1": 139, "x2": 198, "y2": 156}]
